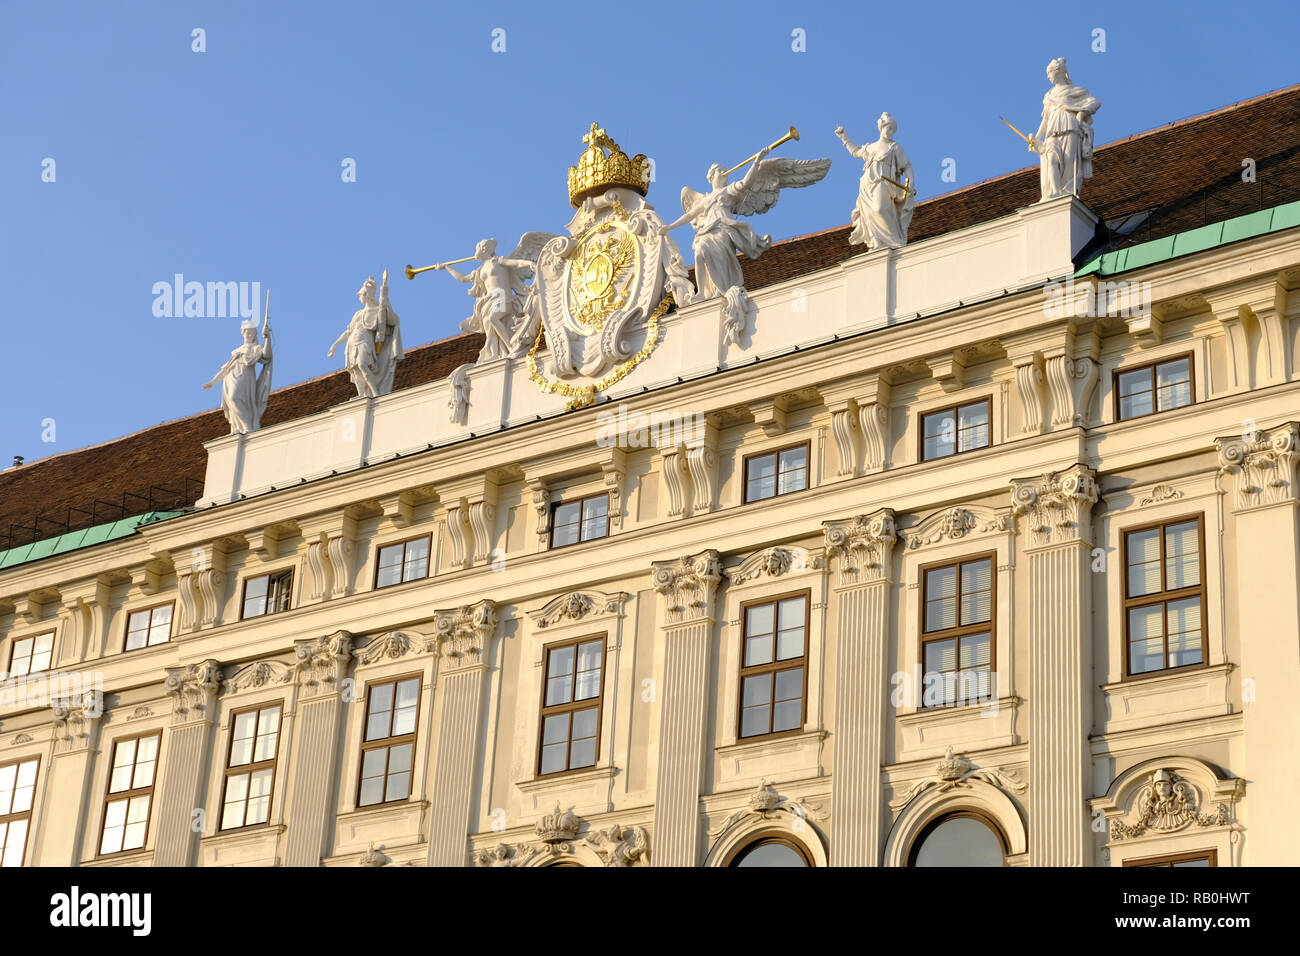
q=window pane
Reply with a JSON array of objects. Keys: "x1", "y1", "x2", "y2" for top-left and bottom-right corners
[
  {"x1": 403, "y1": 537, "x2": 430, "y2": 582},
  {"x1": 958, "y1": 402, "x2": 991, "y2": 452},
  {"x1": 923, "y1": 410, "x2": 956, "y2": 460},
  {"x1": 1128, "y1": 605, "x2": 1166, "y2": 674},
  {"x1": 569, "y1": 736, "x2": 597, "y2": 769},
  {"x1": 376, "y1": 544, "x2": 404, "y2": 588},
  {"x1": 742, "y1": 674, "x2": 771, "y2": 708},
  {"x1": 575, "y1": 642, "x2": 602, "y2": 700},
  {"x1": 1126, "y1": 529, "x2": 1162, "y2": 596},
  {"x1": 247, "y1": 769, "x2": 273, "y2": 824},
  {"x1": 774, "y1": 667, "x2": 803, "y2": 705},
  {"x1": 243, "y1": 575, "x2": 268, "y2": 617},
  {"x1": 385, "y1": 744, "x2": 412, "y2": 801},
  {"x1": 551, "y1": 502, "x2": 581, "y2": 546},
  {"x1": 540, "y1": 742, "x2": 567, "y2": 775},
  {"x1": 746, "y1": 603, "x2": 774, "y2": 636},
  {"x1": 231, "y1": 712, "x2": 257, "y2": 766},
  {"x1": 542, "y1": 713, "x2": 570, "y2": 746},
  {"x1": 746, "y1": 454, "x2": 777, "y2": 501},
  {"x1": 1167, "y1": 598, "x2": 1203, "y2": 668},
  {"x1": 913, "y1": 816, "x2": 1004, "y2": 867},
  {"x1": 1156, "y1": 358, "x2": 1191, "y2": 411},
  {"x1": 581, "y1": 496, "x2": 609, "y2": 540},
  {"x1": 740, "y1": 704, "x2": 770, "y2": 738},
  {"x1": 744, "y1": 632, "x2": 773, "y2": 667},
  {"x1": 1118, "y1": 366, "x2": 1155, "y2": 421},
  {"x1": 960, "y1": 560, "x2": 993, "y2": 625},
  {"x1": 772, "y1": 698, "x2": 802, "y2": 733},
  {"x1": 132, "y1": 738, "x2": 158, "y2": 789},
  {"x1": 123, "y1": 796, "x2": 150, "y2": 850},
  {"x1": 1164, "y1": 521, "x2": 1200, "y2": 590},
  {"x1": 1, "y1": 820, "x2": 26, "y2": 868},
  {"x1": 777, "y1": 446, "x2": 808, "y2": 494},
  {"x1": 358, "y1": 775, "x2": 385, "y2": 807},
  {"x1": 254, "y1": 707, "x2": 281, "y2": 762},
  {"x1": 925, "y1": 566, "x2": 958, "y2": 631},
  {"x1": 734, "y1": 841, "x2": 809, "y2": 867},
  {"x1": 148, "y1": 606, "x2": 172, "y2": 646},
  {"x1": 366, "y1": 683, "x2": 394, "y2": 740}
]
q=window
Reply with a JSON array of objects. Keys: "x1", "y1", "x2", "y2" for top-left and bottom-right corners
[
  {"x1": 909, "y1": 811, "x2": 1006, "y2": 867},
  {"x1": 550, "y1": 494, "x2": 609, "y2": 549},
  {"x1": 920, "y1": 555, "x2": 994, "y2": 707},
  {"x1": 220, "y1": 703, "x2": 282, "y2": 830},
  {"x1": 99, "y1": 732, "x2": 160, "y2": 855},
  {"x1": 7, "y1": 633, "x2": 54, "y2": 678},
  {"x1": 1124, "y1": 849, "x2": 1217, "y2": 867},
  {"x1": 241, "y1": 569, "x2": 293, "y2": 619},
  {"x1": 537, "y1": 636, "x2": 605, "y2": 775},
  {"x1": 374, "y1": 535, "x2": 430, "y2": 589},
  {"x1": 744, "y1": 443, "x2": 809, "y2": 503},
  {"x1": 357, "y1": 676, "x2": 420, "y2": 806},
  {"x1": 1116, "y1": 355, "x2": 1193, "y2": 421},
  {"x1": 0, "y1": 757, "x2": 39, "y2": 867},
  {"x1": 920, "y1": 399, "x2": 991, "y2": 461},
  {"x1": 738, "y1": 593, "x2": 808, "y2": 739},
  {"x1": 1123, "y1": 516, "x2": 1205, "y2": 676},
  {"x1": 730, "y1": 835, "x2": 813, "y2": 867},
  {"x1": 124, "y1": 604, "x2": 173, "y2": 651}
]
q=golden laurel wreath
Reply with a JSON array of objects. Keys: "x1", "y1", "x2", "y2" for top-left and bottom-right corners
[{"x1": 527, "y1": 293, "x2": 674, "y2": 411}]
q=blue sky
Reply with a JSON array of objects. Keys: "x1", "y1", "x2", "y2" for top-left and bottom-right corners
[{"x1": 2, "y1": 0, "x2": 1297, "y2": 465}]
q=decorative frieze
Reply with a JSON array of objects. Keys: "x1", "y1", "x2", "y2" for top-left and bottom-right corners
[
  {"x1": 822, "y1": 508, "x2": 896, "y2": 585},
  {"x1": 724, "y1": 546, "x2": 822, "y2": 586},
  {"x1": 530, "y1": 589, "x2": 628, "y2": 629},
  {"x1": 651, "y1": 549, "x2": 722, "y2": 624},
  {"x1": 1010, "y1": 464, "x2": 1098, "y2": 547},
  {"x1": 352, "y1": 630, "x2": 435, "y2": 665},
  {"x1": 223, "y1": 660, "x2": 294, "y2": 694},
  {"x1": 902, "y1": 505, "x2": 1010, "y2": 551},
  {"x1": 474, "y1": 816, "x2": 650, "y2": 868},
  {"x1": 1138, "y1": 483, "x2": 1185, "y2": 507},
  {"x1": 708, "y1": 779, "x2": 827, "y2": 838},
  {"x1": 433, "y1": 600, "x2": 498, "y2": 667},
  {"x1": 1108, "y1": 769, "x2": 1232, "y2": 841},
  {"x1": 889, "y1": 747, "x2": 1026, "y2": 812},
  {"x1": 1215, "y1": 421, "x2": 1299, "y2": 511}
]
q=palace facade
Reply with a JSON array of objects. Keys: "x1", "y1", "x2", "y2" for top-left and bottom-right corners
[{"x1": 2, "y1": 85, "x2": 1299, "y2": 868}]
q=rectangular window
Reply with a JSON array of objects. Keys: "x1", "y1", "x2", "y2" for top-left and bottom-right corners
[
  {"x1": 1123, "y1": 516, "x2": 1206, "y2": 676},
  {"x1": 738, "y1": 593, "x2": 808, "y2": 739},
  {"x1": 357, "y1": 675, "x2": 421, "y2": 807},
  {"x1": 550, "y1": 494, "x2": 610, "y2": 549},
  {"x1": 920, "y1": 399, "x2": 992, "y2": 462},
  {"x1": 99, "y1": 732, "x2": 160, "y2": 855},
  {"x1": 220, "y1": 703, "x2": 282, "y2": 830},
  {"x1": 1116, "y1": 355, "x2": 1193, "y2": 421},
  {"x1": 374, "y1": 536, "x2": 431, "y2": 589},
  {"x1": 124, "y1": 604, "x2": 173, "y2": 652},
  {"x1": 920, "y1": 555, "x2": 995, "y2": 707},
  {"x1": 8, "y1": 633, "x2": 54, "y2": 678},
  {"x1": 537, "y1": 636, "x2": 606, "y2": 774},
  {"x1": 1123, "y1": 849, "x2": 1217, "y2": 867},
  {"x1": 744, "y1": 443, "x2": 810, "y2": 503},
  {"x1": 241, "y1": 569, "x2": 294, "y2": 619},
  {"x1": 0, "y1": 757, "x2": 39, "y2": 867}
]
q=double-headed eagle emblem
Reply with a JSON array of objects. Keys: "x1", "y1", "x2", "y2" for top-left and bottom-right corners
[{"x1": 564, "y1": 219, "x2": 638, "y2": 334}]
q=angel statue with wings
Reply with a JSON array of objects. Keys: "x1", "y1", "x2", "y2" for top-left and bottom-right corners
[
  {"x1": 327, "y1": 271, "x2": 404, "y2": 399},
  {"x1": 663, "y1": 146, "x2": 830, "y2": 344},
  {"x1": 436, "y1": 232, "x2": 559, "y2": 363}
]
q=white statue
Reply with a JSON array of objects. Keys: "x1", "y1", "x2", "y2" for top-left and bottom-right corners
[
  {"x1": 1028, "y1": 58, "x2": 1100, "y2": 201},
  {"x1": 436, "y1": 233, "x2": 558, "y2": 363},
  {"x1": 836, "y1": 112, "x2": 915, "y2": 249},
  {"x1": 448, "y1": 363, "x2": 471, "y2": 425},
  {"x1": 663, "y1": 147, "x2": 830, "y2": 344},
  {"x1": 327, "y1": 272, "x2": 403, "y2": 399},
  {"x1": 203, "y1": 318, "x2": 273, "y2": 434}
]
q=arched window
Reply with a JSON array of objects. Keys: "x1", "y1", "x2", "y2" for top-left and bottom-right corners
[
  {"x1": 728, "y1": 833, "x2": 814, "y2": 867},
  {"x1": 908, "y1": 810, "x2": 1006, "y2": 867}
]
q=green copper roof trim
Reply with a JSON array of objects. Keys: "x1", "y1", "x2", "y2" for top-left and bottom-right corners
[
  {"x1": 0, "y1": 510, "x2": 187, "y2": 571},
  {"x1": 1075, "y1": 200, "x2": 1300, "y2": 278}
]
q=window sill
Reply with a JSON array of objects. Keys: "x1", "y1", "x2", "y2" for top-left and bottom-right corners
[
  {"x1": 896, "y1": 695, "x2": 1022, "y2": 761},
  {"x1": 515, "y1": 763, "x2": 617, "y2": 794},
  {"x1": 714, "y1": 728, "x2": 826, "y2": 789},
  {"x1": 1100, "y1": 662, "x2": 1234, "y2": 733}
]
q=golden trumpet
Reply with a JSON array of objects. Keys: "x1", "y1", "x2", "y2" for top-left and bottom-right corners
[
  {"x1": 404, "y1": 254, "x2": 478, "y2": 280},
  {"x1": 724, "y1": 126, "x2": 800, "y2": 176}
]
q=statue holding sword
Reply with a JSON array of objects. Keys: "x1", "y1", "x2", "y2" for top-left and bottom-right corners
[
  {"x1": 835, "y1": 111, "x2": 916, "y2": 250},
  {"x1": 1003, "y1": 58, "x2": 1101, "y2": 202}
]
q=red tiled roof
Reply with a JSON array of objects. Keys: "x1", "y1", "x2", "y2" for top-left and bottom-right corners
[{"x1": 3, "y1": 83, "x2": 1298, "y2": 542}]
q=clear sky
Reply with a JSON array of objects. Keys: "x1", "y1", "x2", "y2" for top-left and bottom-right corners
[{"x1": 2, "y1": 0, "x2": 1297, "y2": 465}]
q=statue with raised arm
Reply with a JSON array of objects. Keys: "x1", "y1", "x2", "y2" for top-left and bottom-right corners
[
  {"x1": 203, "y1": 318, "x2": 273, "y2": 434},
  {"x1": 836, "y1": 112, "x2": 915, "y2": 250},
  {"x1": 327, "y1": 272, "x2": 404, "y2": 398},
  {"x1": 1028, "y1": 58, "x2": 1100, "y2": 202},
  {"x1": 434, "y1": 232, "x2": 559, "y2": 363},
  {"x1": 663, "y1": 145, "x2": 830, "y2": 344}
]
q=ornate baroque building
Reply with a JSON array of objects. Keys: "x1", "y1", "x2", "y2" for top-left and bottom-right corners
[{"x1": 1, "y1": 84, "x2": 1299, "y2": 868}]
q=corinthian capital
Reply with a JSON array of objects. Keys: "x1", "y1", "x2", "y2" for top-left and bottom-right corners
[
  {"x1": 1010, "y1": 464, "x2": 1098, "y2": 548},
  {"x1": 652, "y1": 549, "x2": 722, "y2": 624},
  {"x1": 822, "y1": 508, "x2": 897, "y2": 585},
  {"x1": 294, "y1": 630, "x2": 354, "y2": 696},
  {"x1": 164, "y1": 659, "x2": 222, "y2": 724},
  {"x1": 1215, "y1": 421, "x2": 1299, "y2": 512},
  {"x1": 434, "y1": 600, "x2": 498, "y2": 668}
]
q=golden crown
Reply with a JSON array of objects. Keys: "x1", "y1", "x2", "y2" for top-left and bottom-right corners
[{"x1": 567, "y1": 122, "x2": 651, "y2": 208}]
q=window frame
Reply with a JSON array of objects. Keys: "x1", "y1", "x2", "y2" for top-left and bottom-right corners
[
  {"x1": 0, "y1": 754, "x2": 40, "y2": 867},
  {"x1": 1122, "y1": 848, "x2": 1218, "y2": 867},
  {"x1": 355, "y1": 673, "x2": 423, "y2": 808},
  {"x1": 97, "y1": 730, "x2": 162, "y2": 858},
  {"x1": 239, "y1": 567, "x2": 295, "y2": 620},
  {"x1": 741, "y1": 440, "x2": 812, "y2": 505},
  {"x1": 1113, "y1": 352, "x2": 1195, "y2": 422},
  {"x1": 6, "y1": 631, "x2": 55, "y2": 678},
  {"x1": 218, "y1": 701, "x2": 284, "y2": 832},
  {"x1": 907, "y1": 809, "x2": 1008, "y2": 867},
  {"x1": 548, "y1": 492, "x2": 611, "y2": 550},
  {"x1": 535, "y1": 633, "x2": 608, "y2": 777},
  {"x1": 726, "y1": 831, "x2": 816, "y2": 867},
  {"x1": 735, "y1": 589, "x2": 811, "y2": 741},
  {"x1": 918, "y1": 551, "x2": 998, "y2": 709},
  {"x1": 917, "y1": 397, "x2": 993, "y2": 463},
  {"x1": 122, "y1": 602, "x2": 175, "y2": 652},
  {"x1": 372, "y1": 534, "x2": 433, "y2": 591},
  {"x1": 1121, "y1": 513, "x2": 1208, "y2": 679}
]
